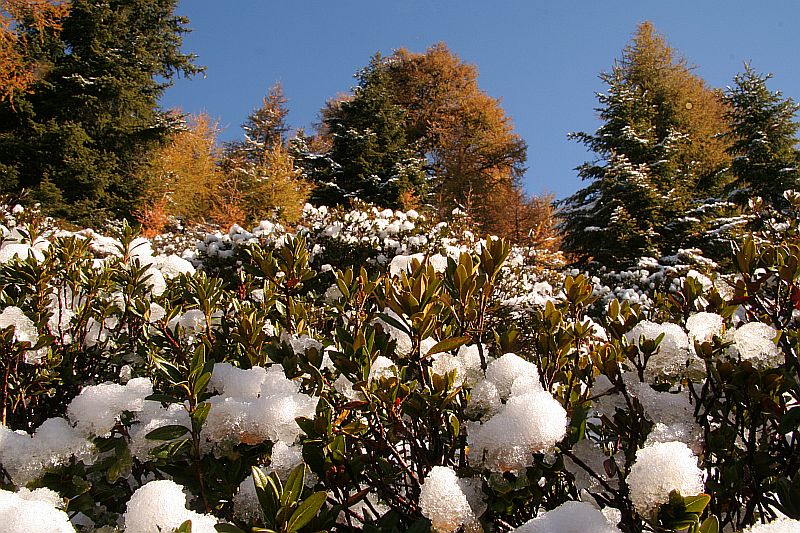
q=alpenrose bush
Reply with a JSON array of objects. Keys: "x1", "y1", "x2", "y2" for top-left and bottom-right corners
[{"x1": 0, "y1": 200, "x2": 798, "y2": 533}]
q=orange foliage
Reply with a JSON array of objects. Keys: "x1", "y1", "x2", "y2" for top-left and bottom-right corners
[
  {"x1": 136, "y1": 195, "x2": 171, "y2": 238},
  {"x1": 0, "y1": 0, "x2": 70, "y2": 104}
]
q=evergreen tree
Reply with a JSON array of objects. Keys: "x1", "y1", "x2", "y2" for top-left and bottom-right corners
[
  {"x1": 724, "y1": 64, "x2": 800, "y2": 206},
  {"x1": 309, "y1": 55, "x2": 427, "y2": 208},
  {"x1": 0, "y1": 0, "x2": 201, "y2": 223},
  {"x1": 560, "y1": 22, "x2": 730, "y2": 266},
  {"x1": 305, "y1": 44, "x2": 527, "y2": 224}
]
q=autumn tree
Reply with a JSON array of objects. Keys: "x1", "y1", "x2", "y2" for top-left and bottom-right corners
[
  {"x1": 304, "y1": 44, "x2": 528, "y2": 231},
  {"x1": 0, "y1": 0, "x2": 70, "y2": 104},
  {"x1": 141, "y1": 111, "x2": 222, "y2": 231},
  {"x1": 384, "y1": 44, "x2": 528, "y2": 221},
  {"x1": 220, "y1": 83, "x2": 313, "y2": 225},
  {"x1": 0, "y1": 0, "x2": 201, "y2": 223},
  {"x1": 560, "y1": 22, "x2": 732, "y2": 266},
  {"x1": 724, "y1": 64, "x2": 800, "y2": 206}
]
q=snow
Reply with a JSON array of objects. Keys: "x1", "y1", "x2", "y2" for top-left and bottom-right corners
[
  {"x1": 626, "y1": 441, "x2": 704, "y2": 518},
  {"x1": 67, "y1": 378, "x2": 153, "y2": 437},
  {"x1": 726, "y1": 322, "x2": 782, "y2": 368},
  {"x1": 468, "y1": 390, "x2": 567, "y2": 472},
  {"x1": 419, "y1": 466, "x2": 477, "y2": 533},
  {"x1": 741, "y1": 518, "x2": 800, "y2": 532},
  {"x1": 0, "y1": 418, "x2": 94, "y2": 486},
  {"x1": 513, "y1": 501, "x2": 620, "y2": 533},
  {"x1": 123, "y1": 480, "x2": 218, "y2": 533},
  {"x1": 485, "y1": 353, "x2": 542, "y2": 399},
  {"x1": 0, "y1": 488, "x2": 74, "y2": 533}
]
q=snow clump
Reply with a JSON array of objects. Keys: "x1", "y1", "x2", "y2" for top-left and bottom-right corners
[
  {"x1": 123, "y1": 480, "x2": 218, "y2": 533},
  {"x1": 67, "y1": 377, "x2": 153, "y2": 437},
  {"x1": 726, "y1": 322, "x2": 781, "y2": 368},
  {"x1": 484, "y1": 352, "x2": 542, "y2": 400},
  {"x1": 0, "y1": 418, "x2": 94, "y2": 485},
  {"x1": 0, "y1": 306, "x2": 45, "y2": 363},
  {"x1": 626, "y1": 441, "x2": 704, "y2": 518},
  {"x1": 625, "y1": 321, "x2": 696, "y2": 378},
  {"x1": 233, "y1": 475, "x2": 262, "y2": 522},
  {"x1": 685, "y1": 312, "x2": 724, "y2": 345},
  {"x1": 512, "y1": 500, "x2": 621, "y2": 533},
  {"x1": 419, "y1": 466, "x2": 478, "y2": 533},
  {"x1": 0, "y1": 487, "x2": 74, "y2": 533},
  {"x1": 741, "y1": 517, "x2": 800, "y2": 532},
  {"x1": 203, "y1": 364, "x2": 317, "y2": 446},
  {"x1": 468, "y1": 390, "x2": 567, "y2": 472}
]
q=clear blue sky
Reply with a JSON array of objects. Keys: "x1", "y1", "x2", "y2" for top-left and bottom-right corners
[{"x1": 159, "y1": 1, "x2": 800, "y2": 201}]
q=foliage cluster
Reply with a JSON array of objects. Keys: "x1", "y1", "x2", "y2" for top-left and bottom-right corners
[{"x1": 0, "y1": 198, "x2": 797, "y2": 532}]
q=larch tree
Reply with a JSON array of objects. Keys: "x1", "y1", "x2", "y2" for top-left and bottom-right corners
[
  {"x1": 221, "y1": 82, "x2": 313, "y2": 225},
  {"x1": 141, "y1": 111, "x2": 223, "y2": 230},
  {"x1": 560, "y1": 22, "x2": 731, "y2": 266},
  {"x1": 0, "y1": 0, "x2": 201, "y2": 223},
  {"x1": 304, "y1": 44, "x2": 530, "y2": 235},
  {"x1": 384, "y1": 43, "x2": 528, "y2": 225},
  {"x1": 723, "y1": 64, "x2": 800, "y2": 207},
  {"x1": 0, "y1": 0, "x2": 70, "y2": 104}
]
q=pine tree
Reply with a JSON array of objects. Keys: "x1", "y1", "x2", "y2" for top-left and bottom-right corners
[
  {"x1": 0, "y1": 0, "x2": 201, "y2": 223},
  {"x1": 560, "y1": 23, "x2": 731, "y2": 266},
  {"x1": 309, "y1": 55, "x2": 427, "y2": 208},
  {"x1": 724, "y1": 64, "x2": 800, "y2": 206}
]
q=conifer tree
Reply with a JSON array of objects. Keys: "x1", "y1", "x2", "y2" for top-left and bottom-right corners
[
  {"x1": 309, "y1": 55, "x2": 427, "y2": 208},
  {"x1": 724, "y1": 64, "x2": 800, "y2": 206},
  {"x1": 0, "y1": 0, "x2": 201, "y2": 223},
  {"x1": 222, "y1": 83, "x2": 313, "y2": 224},
  {"x1": 304, "y1": 44, "x2": 527, "y2": 226},
  {"x1": 560, "y1": 22, "x2": 730, "y2": 266},
  {"x1": 142, "y1": 111, "x2": 222, "y2": 226}
]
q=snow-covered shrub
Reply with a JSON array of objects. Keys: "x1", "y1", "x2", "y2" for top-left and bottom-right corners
[{"x1": 0, "y1": 203, "x2": 797, "y2": 533}]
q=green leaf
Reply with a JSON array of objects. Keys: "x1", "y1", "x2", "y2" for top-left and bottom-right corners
[
  {"x1": 145, "y1": 424, "x2": 189, "y2": 441},
  {"x1": 252, "y1": 466, "x2": 280, "y2": 528},
  {"x1": 145, "y1": 393, "x2": 180, "y2": 403},
  {"x1": 192, "y1": 402, "x2": 212, "y2": 430},
  {"x1": 699, "y1": 516, "x2": 720, "y2": 533},
  {"x1": 683, "y1": 493, "x2": 711, "y2": 514},
  {"x1": 286, "y1": 491, "x2": 328, "y2": 532},
  {"x1": 214, "y1": 525, "x2": 246, "y2": 533},
  {"x1": 175, "y1": 520, "x2": 192, "y2": 533},
  {"x1": 424, "y1": 336, "x2": 471, "y2": 357},
  {"x1": 194, "y1": 371, "x2": 212, "y2": 395},
  {"x1": 152, "y1": 357, "x2": 185, "y2": 384},
  {"x1": 377, "y1": 312, "x2": 411, "y2": 336},
  {"x1": 281, "y1": 463, "x2": 307, "y2": 508},
  {"x1": 448, "y1": 413, "x2": 460, "y2": 438}
]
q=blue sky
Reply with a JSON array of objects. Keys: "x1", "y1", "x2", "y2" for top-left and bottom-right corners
[{"x1": 159, "y1": 1, "x2": 800, "y2": 200}]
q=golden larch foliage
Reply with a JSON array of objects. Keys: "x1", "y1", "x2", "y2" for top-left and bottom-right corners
[
  {"x1": 141, "y1": 111, "x2": 223, "y2": 231},
  {"x1": 0, "y1": 0, "x2": 70, "y2": 104}
]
